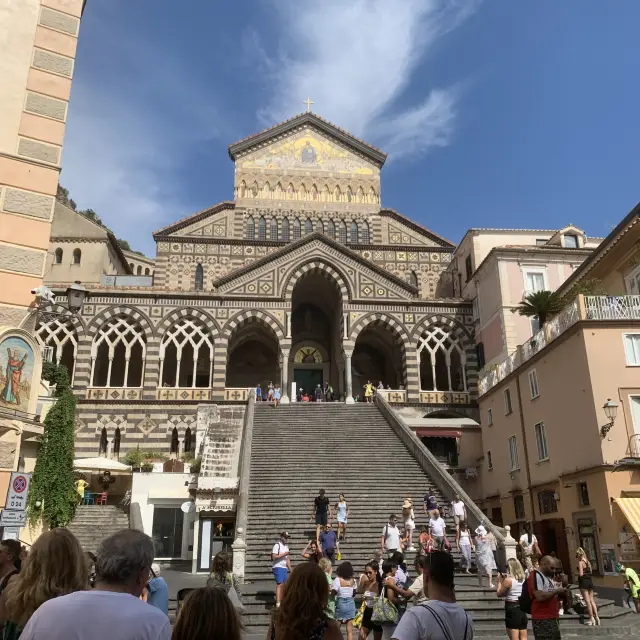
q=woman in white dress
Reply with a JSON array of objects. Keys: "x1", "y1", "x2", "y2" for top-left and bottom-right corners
[
  {"x1": 336, "y1": 494, "x2": 349, "y2": 541},
  {"x1": 475, "y1": 525, "x2": 496, "y2": 588}
]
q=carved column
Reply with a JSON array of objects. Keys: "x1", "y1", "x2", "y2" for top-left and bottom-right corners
[
  {"x1": 343, "y1": 349, "x2": 354, "y2": 404},
  {"x1": 280, "y1": 348, "x2": 290, "y2": 404},
  {"x1": 405, "y1": 342, "x2": 421, "y2": 403}
]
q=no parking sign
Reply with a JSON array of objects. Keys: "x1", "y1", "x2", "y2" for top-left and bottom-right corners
[{"x1": 6, "y1": 472, "x2": 31, "y2": 511}]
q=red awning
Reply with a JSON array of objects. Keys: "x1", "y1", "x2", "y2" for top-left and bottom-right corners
[{"x1": 416, "y1": 429, "x2": 461, "y2": 438}]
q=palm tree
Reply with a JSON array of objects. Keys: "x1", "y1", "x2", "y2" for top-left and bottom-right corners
[{"x1": 513, "y1": 290, "x2": 565, "y2": 327}]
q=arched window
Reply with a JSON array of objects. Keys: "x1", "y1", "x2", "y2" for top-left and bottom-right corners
[
  {"x1": 246, "y1": 215, "x2": 255, "y2": 240},
  {"x1": 334, "y1": 186, "x2": 342, "y2": 202},
  {"x1": 326, "y1": 219, "x2": 336, "y2": 241},
  {"x1": 360, "y1": 221, "x2": 370, "y2": 244},
  {"x1": 184, "y1": 427, "x2": 194, "y2": 455},
  {"x1": 315, "y1": 219, "x2": 323, "y2": 233},
  {"x1": 338, "y1": 220, "x2": 347, "y2": 243},
  {"x1": 129, "y1": 263, "x2": 134, "y2": 271},
  {"x1": 287, "y1": 183, "x2": 295, "y2": 200},
  {"x1": 251, "y1": 181, "x2": 259, "y2": 197},
  {"x1": 300, "y1": 184, "x2": 307, "y2": 201},
  {"x1": 136, "y1": 266, "x2": 142, "y2": 275},
  {"x1": 270, "y1": 216, "x2": 278, "y2": 240},
  {"x1": 350, "y1": 221, "x2": 358, "y2": 243},
  {"x1": 369, "y1": 187, "x2": 377, "y2": 204},
  {"x1": 99, "y1": 428, "x2": 108, "y2": 456},
  {"x1": 407, "y1": 270, "x2": 419, "y2": 287},
  {"x1": 347, "y1": 187, "x2": 353, "y2": 203},
  {"x1": 275, "y1": 183, "x2": 283, "y2": 199},
  {"x1": 258, "y1": 216, "x2": 267, "y2": 240},
  {"x1": 91, "y1": 315, "x2": 147, "y2": 388},
  {"x1": 239, "y1": 181, "x2": 246, "y2": 198},
  {"x1": 113, "y1": 428, "x2": 121, "y2": 459},
  {"x1": 323, "y1": 185, "x2": 331, "y2": 202},
  {"x1": 194, "y1": 263, "x2": 204, "y2": 291},
  {"x1": 144, "y1": 268, "x2": 150, "y2": 275},
  {"x1": 54, "y1": 248, "x2": 63, "y2": 264},
  {"x1": 304, "y1": 218, "x2": 313, "y2": 235},
  {"x1": 171, "y1": 427, "x2": 179, "y2": 455},
  {"x1": 293, "y1": 218, "x2": 301, "y2": 240},
  {"x1": 282, "y1": 217, "x2": 290, "y2": 242},
  {"x1": 160, "y1": 317, "x2": 214, "y2": 388},
  {"x1": 72, "y1": 248, "x2": 81, "y2": 265},
  {"x1": 312, "y1": 185, "x2": 319, "y2": 200},
  {"x1": 357, "y1": 187, "x2": 365, "y2": 203},
  {"x1": 36, "y1": 318, "x2": 78, "y2": 383},
  {"x1": 263, "y1": 182, "x2": 271, "y2": 199},
  {"x1": 417, "y1": 326, "x2": 467, "y2": 392}
]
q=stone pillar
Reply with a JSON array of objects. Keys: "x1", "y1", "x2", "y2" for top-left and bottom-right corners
[
  {"x1": 232, "y1": 527, "x2": 247, "y2": 582},
  {"x1": 405, "y1": 343, "x2": 421, "y2": 402},
  {"x1": 344, "y1": 349, "x2": 354, "y2": 404},
  {"x1": 280, "y1": 348, "x2": 290, "y2": 404},
  {"x1": 211, "y1": 337, "x2": 228, "y2": 401},
  {"x1": 285, "y1": 312, "x2": 291, "y2": 338},
  {"x1": 503, "y1": 525, "x2": 517, "y2": 562}
]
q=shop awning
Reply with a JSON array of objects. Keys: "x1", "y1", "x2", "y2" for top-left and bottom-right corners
[
  {"x1": 416, "y1": 429, "x2": 461, "y2": 438},
  {"x1": 615, "y1": 498, "x2": 640, "y2": 539},
  {"x1": 73, "y1": 457, "x2": 131, "y2": 472}
]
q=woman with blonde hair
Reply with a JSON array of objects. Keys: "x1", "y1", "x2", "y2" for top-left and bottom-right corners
[
  {"x1": 0, "y1": 528, "x2": 87, "y2": 638},
  {"x1": 496, "y1": 558, "x2": 528, "y2": 640},
  {"x1": 172, "y1": 587, "x2": 243, "y2": 640},
  {"x1": 269, "y1": 562, "x2": 342, "y2": 640},
  {"x1": 576, "y1": 547, "x2": 599, "y2": 626}
]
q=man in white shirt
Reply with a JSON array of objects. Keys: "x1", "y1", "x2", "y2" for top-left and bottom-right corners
[
  {"x1": 271, "y1": 531, "x2": 292, "y2": 607},
  {"x1": 393, "y1": 551, "x2": 473, "y2": 640},
  {"x1": 451, "y1": 494, "x2": 467, "y2": 531},
  {"x1": 380, "y1": 514, "x2": 402, "y2": 557},
  {"x1": 19, "y1": 529, "x2": 171, "y2": 640},
  {"x1": 429, "y1": 509, "x2": 447, "y2": 552}
]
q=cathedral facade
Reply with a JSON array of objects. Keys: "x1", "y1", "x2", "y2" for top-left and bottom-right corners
[{"x1": 39, "y1": 112, "x2": 478, "y2": 462}]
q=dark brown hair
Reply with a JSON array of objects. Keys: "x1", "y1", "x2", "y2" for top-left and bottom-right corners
[
  {"x1": 172, "y1": 587, "x2": 242, "y2": 640},
  {"x1": 272, "y1": 563, "x2": 329, "y2": 640}
]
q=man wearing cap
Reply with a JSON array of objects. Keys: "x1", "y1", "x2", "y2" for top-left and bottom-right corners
[
  {"x1": 272, "y1": 531, "x2": 292, "y2": 607},
  {"x1": 617, "y1": 562, "x2": 640, "y2": 613}
]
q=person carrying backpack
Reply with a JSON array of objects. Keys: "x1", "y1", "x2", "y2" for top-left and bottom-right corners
[
  {"x1": 519, "y1": 555, "x2": 567, "y2": 640},
  {"x1": 380, "y1": 514, "x2": 402, "y2": 558}
]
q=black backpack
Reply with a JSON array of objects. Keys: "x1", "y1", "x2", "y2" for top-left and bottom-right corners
[{"x1": 519, "y1": 571, "x2": 536, "y2": 614}]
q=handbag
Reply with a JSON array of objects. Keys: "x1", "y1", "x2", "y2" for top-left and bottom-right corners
[
  {"x1": 353, "y1": 601, "x2": 366, "y2": 629},
  {"x1": 371, "y1": 585, "x2": 398, "y2": 624}
]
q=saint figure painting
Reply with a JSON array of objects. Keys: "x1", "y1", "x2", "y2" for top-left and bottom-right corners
[{"x1": 0, "y1": 337, "x2": 34, "y2": 412}]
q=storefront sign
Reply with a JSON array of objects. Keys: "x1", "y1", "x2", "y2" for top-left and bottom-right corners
[{"x1": 600, "y1": 544, "x2": 618, "y2": 576}]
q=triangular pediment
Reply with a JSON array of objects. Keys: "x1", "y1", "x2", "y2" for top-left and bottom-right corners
[
  {"x1": 213, "y1": 233, "x2": 417, "y2": 301},
  {"x1": 153, "y1": 202, "x2": 235, "y2": 239}
]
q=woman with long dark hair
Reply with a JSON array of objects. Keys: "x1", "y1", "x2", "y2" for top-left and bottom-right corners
[
  {"x1": 357, "y1": 562, "x2": 382, "y2": 640},
  {"x1": 269, "y1": 562, "x2": 342, "y2": 640},
  {"x1": 576, "y1": 547, "x2": 599, "y2": 626},
  {"x1": 518, "y1": 523, "x2": 541, "y2": 573},
  {"x1": 380, "y1": 561, "x2": 400, "y2": 640},
  {"x1": 172, "y1": 587, "x2": 243, "y2": 640},
  {"x1": 331, "y1": 562, "x2": 356, "y2": 640}
]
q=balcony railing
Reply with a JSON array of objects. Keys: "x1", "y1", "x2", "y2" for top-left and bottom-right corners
[{"x1": 479, "y1": 295, "x2": 640, "y2": 396}]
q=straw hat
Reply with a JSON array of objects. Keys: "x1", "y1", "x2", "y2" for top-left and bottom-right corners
[{"x1": 403, "y1": 498, "x2": 412, "y2": 509}]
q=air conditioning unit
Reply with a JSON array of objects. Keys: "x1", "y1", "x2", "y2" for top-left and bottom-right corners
[{"x1": 41, "y1": 346, "x2": 54, "y2": 363}]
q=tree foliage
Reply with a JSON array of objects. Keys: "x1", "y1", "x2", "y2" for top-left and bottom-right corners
[
  {"x1": 27, "y1": 363, "x2": 77, "y2": 528},
  {"x1": 513, "y1": 290, "x2": 565, "y2": 327}
]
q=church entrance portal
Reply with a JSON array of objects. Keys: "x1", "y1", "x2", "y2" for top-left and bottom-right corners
[{"x1": 293, "y1": 369, "x2": 323, "y2": 398}]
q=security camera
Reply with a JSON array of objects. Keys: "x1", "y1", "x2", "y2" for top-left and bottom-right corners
[{"x1": 31, "y1": 286, "x2": 55, "y2": 304}]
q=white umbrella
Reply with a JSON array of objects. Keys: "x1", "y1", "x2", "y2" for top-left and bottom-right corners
[{"x1": 73, "y1": 457, "x2": 132, "y2": 472}]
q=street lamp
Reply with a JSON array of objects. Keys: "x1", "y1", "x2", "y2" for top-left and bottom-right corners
[
  {"x1": 34, "y1": 281, "x2": 89, "y2": 322},
  {"x1": 600, "y1": 398, "x2": 619, "y2": 438}
]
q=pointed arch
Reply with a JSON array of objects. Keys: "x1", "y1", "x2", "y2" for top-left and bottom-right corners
[
  {"x1": 287, "y1": 183, "x2": 295, "y2": 200},
  {"x1": 36, "y1": 317, "x2": 78, "y2": 383},
  {"x1": 337, "y1": 220, "x2": 347, "y2": 243},
  {"x1": 334, "y1": 186, "x2": 342, "y2": 202},
  {"x1": 356, "y1": 187, "x2": 365, "y2": 203},
  {"x1": 251, "y1": 181, "x2": 259, "y2": 197},
  {"x1": 270, "y1": 216, "x2": 278, "y2": 240},
  {"x1": 113, "y1": 428, "x2": 121, "y2": 459},
  {"x1": 258, "y1": 215, "x2": 267, "y2": 241},
  {"x1": 347, "y1": 187, "x2": 353, "y2": 203},
  {"x1": 312, "y1": 184, "x2": 319, "y2": 200},
  {"x1": 283, "y1": 260, "x2": 352, "y2": 305},
  {"x1": 238, "y1": 181, "x2": 246, "y2": 198},
  {"x1": 171, "y1": 427, "x2": 179, "y2": 455},
  {"x1": 194, "y1": 263, "x2": 204, "y2": 291},
  {"x1": 360, "y1": 220, "x2": 370, "y2": 244},
  {"x1": 275, "y1": 182, "x2": 283, "y2": 199},
  {"x1": 407, "y1": 270, "x2": 419, "y2": 288},
  {"x1": 293, "y1": 217, "x2": 301, "y2": 240},
  {"x1": 323, "y1": 185, "x2": 331, "y2": 202},
  {"x1": 350, "y1": 220, "x2": 358, "y2": 243},
  {"x1": 417, "y1": 325, "x2": 467, "y2": 392},
  {"x1": 282, "y1": 216, "x2": 290, "y2": 242},
  {"x1": 326, "y1": 219, "x2": 336, "y2": 241},
  {"x1": 263, "y1": 182, "x2": 271, "y2": 199},
  {"x1": 299, "y1": 184, "x2": 308, "y2": 201},
  {"x1": 368, "y1": 187, "x2": 377, "y2": 204},
  {"x1": 184, "y1": 427, "x2": 194, "y2": 455},
  {"x1": 99, "y1": 428, "x2": 108, "y2": 456},
  {"x1": 304, "y1": 218, "x2": 313, "y2": 235},
  {"x1": 246, "y1": 215, "x2": 255, "y2": 240}
]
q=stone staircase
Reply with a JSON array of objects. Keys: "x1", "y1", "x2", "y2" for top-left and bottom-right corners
[
  {"x1": 240, "y1": 403, "x2": 639, "y2": 637},
  {"x1": 67, "y1": 504, "x2": 130, "y2": 553}
]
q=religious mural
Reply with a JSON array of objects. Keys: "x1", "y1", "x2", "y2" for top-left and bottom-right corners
[
  {"x1": 0, "y1": 336, "x2": 34, "y2": 413},
  {"x1": 240, "y1": 130, "x2": 377, "y2": 176},
  {"x1": 294, "y1": 347, "x2": 323, "y2": 364}
]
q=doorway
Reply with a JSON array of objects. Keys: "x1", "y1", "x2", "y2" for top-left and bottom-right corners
[
  {"x1": 294, "y1": 368, "x2": 323, "y2": 397},
  {"x1": 152, "y1": 507, "x2": 184, "y2": 558}
]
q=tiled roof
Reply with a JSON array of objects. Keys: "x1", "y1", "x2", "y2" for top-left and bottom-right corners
[
  {"x1": 153, "y1": 201, "x2": 235, "y2": 238},
  {"x1": 228, "y1": 112, "x2": 387, "y2": 166}
]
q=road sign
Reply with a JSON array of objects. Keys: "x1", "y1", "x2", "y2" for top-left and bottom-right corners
[
  {"x1": 0, "y1": 510, "x2": 26, "y2": 527},
  {"x1": 5, "y1": 472, "x2": 31, "y2": 511},
  {"x1": 1, "y1": 528, "x2": 19, "y2": 541}
]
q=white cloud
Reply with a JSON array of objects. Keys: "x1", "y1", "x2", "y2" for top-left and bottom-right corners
[{"x1": 255, "y1": 0, "x2": 478, "y2": 159}]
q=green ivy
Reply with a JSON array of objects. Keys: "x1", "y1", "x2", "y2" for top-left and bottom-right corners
[{"x1": 27, "y1": 364, "x2": 77, "y2": 528}]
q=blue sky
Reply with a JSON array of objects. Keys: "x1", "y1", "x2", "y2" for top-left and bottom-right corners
[{"x1": 61, "y1": 0, "x2": 640, "y2": 255}]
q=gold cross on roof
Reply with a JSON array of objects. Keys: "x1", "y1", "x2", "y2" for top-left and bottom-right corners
[{"x1": 303, "y1": 97, "x2": 314, "y2": 113}]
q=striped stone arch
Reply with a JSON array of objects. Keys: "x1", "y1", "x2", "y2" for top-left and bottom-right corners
[
  {"x1": 348, "y1": 312, "x2": 410, "y2": 344},
  {"x1": 222, "y1": 309, "x2": 285, "y2": 343},
  {"x1": 32, "y1": 303, "x2": 88, "y2": 335},
  {"x1": 157, "y1": 307, "x2": 220, "y2": 338},
  {"x1": 411, "y1": 315, "x2": 478, "y2": 394},
  {"x1": 283, "y1": 260, "x2": 351, "y2": 304},
  {"x1": 86, "y1": 305, "x2": 154, "y2": 341}
]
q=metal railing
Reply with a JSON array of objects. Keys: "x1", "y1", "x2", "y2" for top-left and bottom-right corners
[{"x1": 479, "y1": 295, "x2": 640, "y2": 396}]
